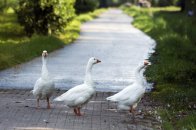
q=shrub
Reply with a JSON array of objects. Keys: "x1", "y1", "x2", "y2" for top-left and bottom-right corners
[
  {"x1": 17, "y1": 0, "x2": 75, "y2": 36},
  {"x1": 74, "y1": 0, "x2": 99, "y2": 14}
]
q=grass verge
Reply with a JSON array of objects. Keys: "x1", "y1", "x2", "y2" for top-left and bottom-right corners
[
  {"x1": 122, "y1": 6, "x2": 196, "y2": 129},
  {"x1": 0, "y1": 9, "x2": 106, "y2": 70}
]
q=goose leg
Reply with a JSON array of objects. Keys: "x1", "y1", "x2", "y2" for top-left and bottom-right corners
[
  {"x1": 129, "y1": 106, "x2": 132, "y2": 113},
  {"x1": 37, "y1": 98, "x2": 40, "y2": 108},
  {"x1": 73, "y1": 108, "x2": 78, "y2": 115},
  {"x1": 130, "y1": 106, "x2": 135, "y2": 118},
  {"x1": 130, "y1": 106, "x2": 136, "y2": 123},
  {"x1": 46, "y1": 97, "x2": 50, "y2": 109},
  {"x1": 77, "y1": 107, "x2": 82, "y2": 116}
]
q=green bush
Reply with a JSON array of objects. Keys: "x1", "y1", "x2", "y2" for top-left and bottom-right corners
[
  {"x1": 158, "y1": 0, "x2": 174, "y2": 6},
  {"x1": 74, "y1": 0, "x2": 99, "y2": 14},
  {"x1": 0, "y1": 0, "x2": 18, "y2": 12},
  {"x1": 17, "y1": 0, "x2": 75, "y2": 36}
]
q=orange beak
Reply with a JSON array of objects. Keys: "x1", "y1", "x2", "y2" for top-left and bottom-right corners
[
  {"x1": 144, "y1": 60, "x2": 149, "y2": 65},
  {"x1": 96, "y1": 59, "x2": 101, "y2": 63},
  {"x1": 43, "y1": 53, "x2": 48, "y2": 57}
]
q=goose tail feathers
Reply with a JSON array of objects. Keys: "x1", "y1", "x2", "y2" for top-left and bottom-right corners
[
  {"x1": 53, "y1": 96, "x2": 63, "y2": 102},
  {"x1": 106, "y1": 95, "x2": 117, "y2": 101},
  {"x1": 30, "y1": 90, "x2": 33, "y2": 94}
]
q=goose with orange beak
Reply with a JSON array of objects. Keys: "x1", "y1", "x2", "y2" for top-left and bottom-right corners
[
  {"x1": 107, "y1": 60, "x2": 150, "y2": 117},
  {"x1": 54, "y1": 57, "x2": 101, "y2": 116}
]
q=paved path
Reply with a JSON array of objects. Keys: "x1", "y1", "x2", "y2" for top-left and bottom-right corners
[
  {"x1": 0, "y1": 9, "x2": 160, "y2": 130},
  {"x1": 0, "y1": 9, "x2": 155, "y2": 92},
  {"x1": 0, "y1": 89, "x2": 161, "y2": 130}
]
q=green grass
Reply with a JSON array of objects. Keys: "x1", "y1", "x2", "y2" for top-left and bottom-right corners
[
  {"x1": 158, "y1": 109, "x2": 196, "y2": 130},
  {"x1": 122, "y1": 6, "x2": 196, "y2": 129},
  {"x1": 0, "y1": 8, "x2": 106, "y2": 70},
  {"x1": 0, "y1": 36, "x2": 65, "y2": 69}
]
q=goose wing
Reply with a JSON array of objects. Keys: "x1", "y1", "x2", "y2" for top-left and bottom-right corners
[
  {"x1": 54, "y1": 84, "x2": 95, "y2": 106},
  {"x1": 32, "y1": 78, "x2": 43, "y2": 95},
  {"x1": 106, "y1": 83, "x2": 141, "y2": 102},
  {"x1": 32, "y1": 78, "x2": 54, "y2": 96}
]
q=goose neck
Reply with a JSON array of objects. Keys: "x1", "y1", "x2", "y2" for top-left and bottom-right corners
[
  {"x1": 85, "y1": 62, "x2": 93, "y2": 74},
  {"x1": 135, "y1": 64, "x2": 145, "y2": 86},
  {"x1": 41, "y1": 57, "x2": 49, "y2": 78},
  {"x1": 84, "y1": 63, "x2": 94, "y2": 86}
]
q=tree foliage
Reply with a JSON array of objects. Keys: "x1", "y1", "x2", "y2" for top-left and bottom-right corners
[
  {"x1": 17, "y1": 0, "x2": 75, "y2": 36},
  {"x1": 184, "y1": 0, "x2": 196, "y2": 12},
  {"x1": 151, "y1": 0, "x2": 178, "y2": 6},
  {"x1": 151, "y1": 0, "x2": 196, "y2": 12},
  {"x1": 157, "y1": 0, "x2": 175, "y2": 6},
  {"x1": 0, "y1": 0, "x2": 18, "y2": 12},
  {"x1": 99, "y1": 0, "x2": 132, "y2": 7},
  {"x1": 74, "y1": 0, "x2": 99, "y2": 14}
]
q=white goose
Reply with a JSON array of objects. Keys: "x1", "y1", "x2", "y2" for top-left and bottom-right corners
[
  {"x1": 32, "y1": 50, "x2": 55, "y2": 109},
  {"x1": 106, "y1": 61, "x2": 149, "y2": 115},
  {"x1": 54, "y1": 57, "x2": 101, "y2": 116}
]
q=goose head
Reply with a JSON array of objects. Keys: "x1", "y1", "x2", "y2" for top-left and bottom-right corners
[
  {"x1": 135, "y1": 60, "x2": 150, "y2": 85},
  {"x1": 88, "y1": 57, "x2": 101, "y2": 65},
  {"x1": 85, "y1": 57, "x2": 101, "y2": 85},
  {"x1": 135, "y1": 60, "x2": 150, "y2": 74},
  {"x1": 42, "y1": 50, "x2": 48, "y2": 58},
  {"x1": 142, "y1": 60, "x2": 151, "y2": 70},
  {"x1": 144, "y1": 60, "x2": 151, "y2": 67}
]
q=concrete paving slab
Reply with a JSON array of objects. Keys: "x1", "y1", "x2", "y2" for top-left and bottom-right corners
[{"x1": 0, "y1": 89, "x2": 161, "y2": 130}]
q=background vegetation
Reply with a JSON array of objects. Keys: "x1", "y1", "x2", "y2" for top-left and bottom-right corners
[
  {"x1": 74, "y1": 0, "x2": 99, "y2": 14},
  {"x1": 17, "y1": 0, "x2": 75, "y2": 36},
  {"x1": 0, "y1": 0, "x2": 105, "y2": 70},
  {"x1": 122, "y1": 6, "x2": 196, "y2": 129}
]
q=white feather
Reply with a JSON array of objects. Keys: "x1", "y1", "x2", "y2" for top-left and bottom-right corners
[
  {"x1": 32, "y1": 51, "x2": 55, "y2": 100},
  {"x1": 106, "y1": 62, "x2": 148, "y2": 110},
  {"x1": 54, "y1": 57, "x2": 100, "y2": 108}
]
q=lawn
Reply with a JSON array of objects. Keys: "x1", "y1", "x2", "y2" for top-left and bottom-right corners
[
  {"x1": 0, "y1": 8, "x2": 106, "y2": 70},
  {"x1": 122, "y1": 6, "x2": 196, "y2": 130}
]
